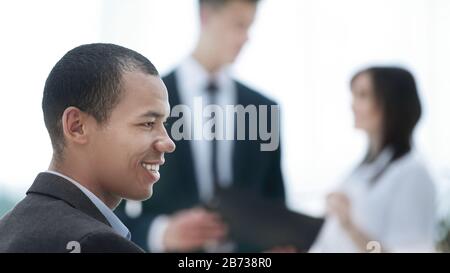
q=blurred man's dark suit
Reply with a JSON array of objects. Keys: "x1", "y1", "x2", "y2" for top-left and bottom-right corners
[
  {"x1": 116, "y1": 71, "x2": 285, "y2": 252},
  {"x1": 0, "y1": 172, "x2": 143, "y2": 253}
]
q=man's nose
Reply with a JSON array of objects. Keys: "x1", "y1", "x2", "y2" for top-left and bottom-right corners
[{"x1": 155, "y1": 133, "x2": 176, "y2": 154}]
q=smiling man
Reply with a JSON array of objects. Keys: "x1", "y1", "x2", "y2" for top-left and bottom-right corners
[{"x1": 0, "y1": 43, "x2": 175, "y2": 253}]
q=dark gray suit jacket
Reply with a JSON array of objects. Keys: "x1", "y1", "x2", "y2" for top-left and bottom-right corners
[{"x1": 0, "y1": 172, "x2": 144, "y2": 253}]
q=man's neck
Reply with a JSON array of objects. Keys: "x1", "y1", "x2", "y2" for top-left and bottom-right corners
[
  {"x1": 48, "y1": 159, "x2": 121, "y2": 210},
  {"x1": 192, "y1": 44, "x2": 224, "y2": 74}
]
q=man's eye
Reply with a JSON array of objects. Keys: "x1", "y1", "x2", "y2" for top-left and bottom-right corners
[{"x1": 143, "y1": 122, "x2": 155, "y2": 128}]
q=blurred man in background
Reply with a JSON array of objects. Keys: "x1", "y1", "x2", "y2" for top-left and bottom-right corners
[{"x1": 116, "y1": 0, "x2": 286, "y2": 252}]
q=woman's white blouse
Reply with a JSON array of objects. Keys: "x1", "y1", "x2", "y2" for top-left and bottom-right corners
[{"x1": 310, "y1": 149, "x2": 437, "y2": 253}]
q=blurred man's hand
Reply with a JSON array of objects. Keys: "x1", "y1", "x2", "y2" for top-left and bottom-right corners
[
  {"x1": 163, "y1": 207, "x2": 228, "y2": 252},
  {"x1": 264, "y1": 245, "x2": 298, "y2": 253}
]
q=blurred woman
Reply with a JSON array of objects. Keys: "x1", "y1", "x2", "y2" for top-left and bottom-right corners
[{"x1": 310, "y1": 67, "x2": 436, "y2": 252}]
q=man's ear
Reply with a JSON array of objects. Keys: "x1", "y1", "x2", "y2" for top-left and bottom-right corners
[{"x1": 61, "y1": 106, "x2": 89, "y2": 145}]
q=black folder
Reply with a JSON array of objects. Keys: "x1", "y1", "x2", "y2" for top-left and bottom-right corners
[{"x1": 205, "y1": 187, "x2": 324, "y2": 252}]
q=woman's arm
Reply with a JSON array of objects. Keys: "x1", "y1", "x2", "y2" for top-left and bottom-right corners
[{"x1": 327, "y1": 192, "x2": 385, "y2": 253}]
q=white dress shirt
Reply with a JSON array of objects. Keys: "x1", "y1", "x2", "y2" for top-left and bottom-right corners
[
  {"x1": 45, "y1": 170, "x2": 131, "y2": 240},
  {"x1": 148, "y1": 56, "x2": 237, "y2": 252},
  {"x1": 310, "y1": 148, "x2": 437, "y2": 253},
  {"x1": 177, "y1": 56, "x2": 237, "y2": 201}
]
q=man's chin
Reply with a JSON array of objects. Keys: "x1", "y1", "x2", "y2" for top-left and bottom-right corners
[{"x1": 124, "y1": 188, "x2": 153, "y2": 202}]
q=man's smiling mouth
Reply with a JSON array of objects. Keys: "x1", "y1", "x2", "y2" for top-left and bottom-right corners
[{"x1": 141, "y1": 162, "x2": 160, "y2": 174}]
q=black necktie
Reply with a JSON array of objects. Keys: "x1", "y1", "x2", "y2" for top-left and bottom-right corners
[{"x1": 206, "y1": 80, "x2": 221, "y2": 197}]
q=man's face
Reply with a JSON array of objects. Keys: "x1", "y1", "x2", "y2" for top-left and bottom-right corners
[
  {"x1": 203, "y1": 1, "x2": 257, "y2": 64},
  {"x1": 87, "y1": 71, "x2": 175, "y2": 202}
]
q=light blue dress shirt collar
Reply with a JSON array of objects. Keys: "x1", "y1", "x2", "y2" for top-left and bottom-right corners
[{"x1": 45, "y1": 170, "x2": 131, "y2": 240}]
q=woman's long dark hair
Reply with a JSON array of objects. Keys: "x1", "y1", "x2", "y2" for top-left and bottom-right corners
[{"x1": 351, "y1": 67, "x2": 422, "y2": 180}]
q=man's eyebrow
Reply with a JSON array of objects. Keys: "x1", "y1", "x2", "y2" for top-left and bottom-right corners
[{"x1": 139, "y1": 110, "x2": 164, "y2": 119}]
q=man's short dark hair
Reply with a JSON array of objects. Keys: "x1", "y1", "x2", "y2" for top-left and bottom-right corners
[
  {"x1": 42, "y1": 43, "x2": 159, "y2": 159},
  {"x1": 199, "y1": 0, "x2": 260, "y2": 9}
]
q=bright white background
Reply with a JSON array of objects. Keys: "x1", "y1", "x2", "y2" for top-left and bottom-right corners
[{"x1": 1, "y1": 0, "x2": 449, "y2": 217}]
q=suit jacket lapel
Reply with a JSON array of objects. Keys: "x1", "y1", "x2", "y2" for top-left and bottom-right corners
[
  {"x1": 164, "y1": 71, "x2": 199, "y2": 200},
  {"x1": 233, "y1": 81, "x2": 249, "y2": 187},
  {"x1": 27, "y1": 172, "x2": 110, "y2": 227}
]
